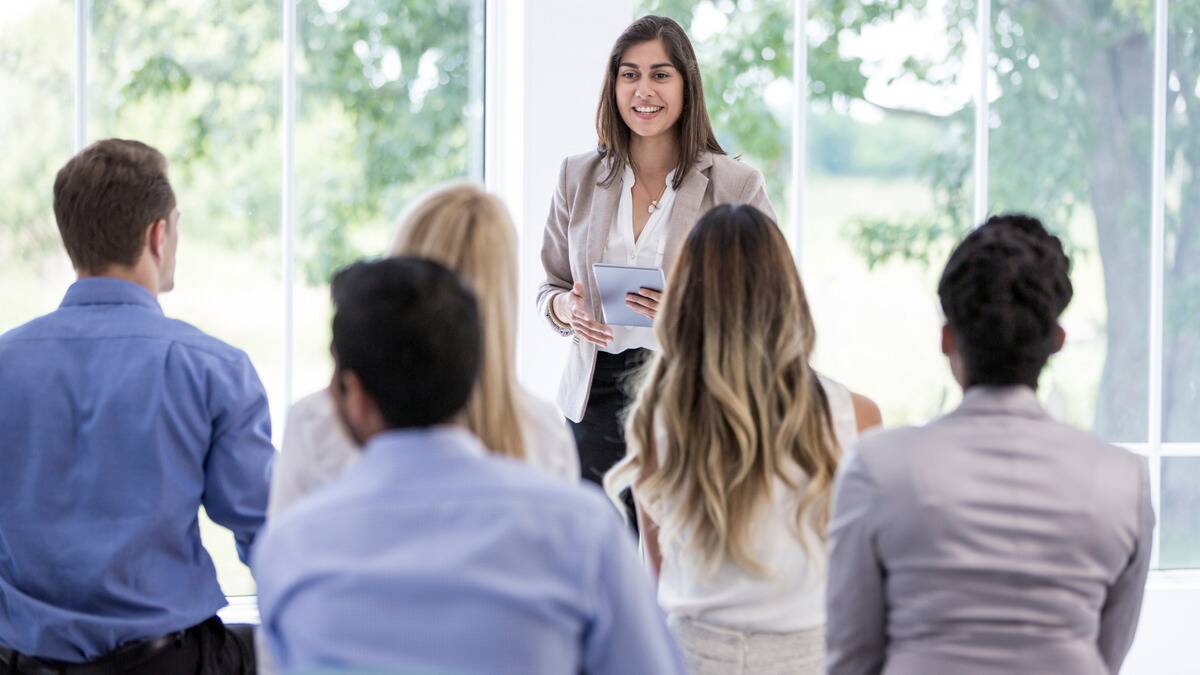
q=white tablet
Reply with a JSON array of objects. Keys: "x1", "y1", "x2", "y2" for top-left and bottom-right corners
[{"x1": 591, "y1": 263, "x2": 666, "y2": 328}]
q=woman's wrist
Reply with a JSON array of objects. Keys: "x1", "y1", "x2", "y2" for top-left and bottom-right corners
[{"x1": 548, "y1": 291, "x2": 572, "y2": 330}]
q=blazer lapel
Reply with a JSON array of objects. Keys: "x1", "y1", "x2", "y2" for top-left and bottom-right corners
[
  {"x1": 585, "y1": 157, "x2": 622, "y2": 311},
  {"x1": 663, "y1": 152, "x2": 713, "y2": 267}
]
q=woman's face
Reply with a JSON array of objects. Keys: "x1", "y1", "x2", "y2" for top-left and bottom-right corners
[{"x1": 615, "y1": 39, "x2": 685, "y2": 141}]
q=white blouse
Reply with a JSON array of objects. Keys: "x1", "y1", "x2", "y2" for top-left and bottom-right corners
[
  {"x1": 651, "y1": 375, "x2": 859, "y2": 633},
  {"x1": 598, "y1": 165, "x2": 677, "y2": 354},
  {"x1": 268, "y1": 387, "x2": 580, "y2": 518}
]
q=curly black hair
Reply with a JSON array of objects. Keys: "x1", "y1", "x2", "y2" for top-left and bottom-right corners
[{"x1": 937, "y1": 213, "x2": 1073, "y2": 388}]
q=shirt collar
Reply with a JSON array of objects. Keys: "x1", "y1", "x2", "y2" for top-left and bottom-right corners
[
  {"x1": 60, "y1": 277, "x2": 163, "y2": 314},
  {"x1": 358, "y1": 425, "x2": 489, "y2": 470},
  {"x1": 622, "y1": 164, "x2": 678, "y2": 193},
  {"x1": 957, "y1": 385, "x2": 1048, "y2": 420}
]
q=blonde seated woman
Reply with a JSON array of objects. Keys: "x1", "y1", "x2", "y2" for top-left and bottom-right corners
[
  {"x1": 271, "y1": 184, "x2": 579, "y2": 517},
  {"x1": 607, "y1": 203, "x2": 881, "y2": 675}
]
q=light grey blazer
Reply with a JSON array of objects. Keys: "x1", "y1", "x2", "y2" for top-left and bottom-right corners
[
  {"x1": 826, "y1": 386, "x2": 1154, "y2": 675},
  {"x1": 537, "y1": 149, "x2": 776, "y2": 422}
]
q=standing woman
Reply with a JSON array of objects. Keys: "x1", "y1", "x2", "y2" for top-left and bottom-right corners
[{"x1": 538, "y1": 15, "x2": 776, "y2": 497}]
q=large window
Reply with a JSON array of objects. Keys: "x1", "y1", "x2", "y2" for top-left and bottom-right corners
[
  {"x1": 0, "y1": 0, "x2": 484, "y2": 597},
  {"x1": 634, "y1": 0, "x2": 1198, "y2": 571},
  {"x1": 2, "y1": 0, "x2": 1195, "y2": 599}
]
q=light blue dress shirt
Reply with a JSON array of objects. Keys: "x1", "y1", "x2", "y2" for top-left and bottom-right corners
[
  {"x1": 0, "y1": 278, "x2": 274, "y2": 663},
  {"x1": 254, "y1": 426, "x2": 685, "y2": 675}
]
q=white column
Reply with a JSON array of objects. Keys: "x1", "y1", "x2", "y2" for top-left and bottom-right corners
[
  {"x1": 74, "y1": 0, "x2": 88, "y2": 151},
  {"x1": 790, "y1": 0, "x2": 808, "y2": 264},
  {"x1": 490, "y1": 0, "x2": 634, "y2": 401},
  {"x1": 973, "y1": 0, "x2": 990, "y2": 224},
  {"x1": 281, "y1": 0, "x2": 297, "y2": 426}
]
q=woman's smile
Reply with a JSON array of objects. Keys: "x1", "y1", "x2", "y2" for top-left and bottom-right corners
[{"x1": 632, "y1": 105, "x2": 664, "y2": 120}]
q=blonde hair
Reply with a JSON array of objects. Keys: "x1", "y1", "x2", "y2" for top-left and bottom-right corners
[
  {"x1": 390, "y1": 182, "x2": 525, "y2": 461},
  {"x1": 606, "y1": 204, "x2": 841, "y2": 574}
]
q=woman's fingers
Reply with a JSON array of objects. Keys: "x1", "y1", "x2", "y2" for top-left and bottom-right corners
[
  {"x1": 626, "y1": 300, "x2": 654, "y2": 319},
  {"x1": 636, "y1": 287, "x2": 662, "y2": 302},
  {"x1": 625, "y1": 292, "x2": 658, "y2": 319},
  {"x1": 571, "y1": 310, "x2": 613, "y2": 346},
  {"x1": 575, "y1": 323, "x2": 612, "y2": 346}
]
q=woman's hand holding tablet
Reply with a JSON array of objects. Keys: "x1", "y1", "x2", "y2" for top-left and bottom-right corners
[
  {"x1": 592, "y1": 263, "x2": 665, "y2": 328},
  {"x1": 626, "y1": 287, "x2": 662, "y2": 320},
  {"x1": 554, "y1": 281, "x2": 614, "y2": 347}
]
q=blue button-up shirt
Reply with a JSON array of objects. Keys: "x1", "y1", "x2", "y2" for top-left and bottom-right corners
[
  {"x1": 254, "y1": 426, "x2": 685, "y2": 675},
  {"x1": 0, "y1": 278, "x2": 274, "y2": 662}
]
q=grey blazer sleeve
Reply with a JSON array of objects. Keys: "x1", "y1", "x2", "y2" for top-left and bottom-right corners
[
  {"x1": 537, "y1": 157, "x2": 574, "y2": 336},
  {"x1": 826, "y1": 449, "x2": 887, "y2": 675},
  {"x1": 1096, "y1": 458, "x2": 1155, "y2": 672},
  {"x1": 737, "y1": 169, "x2": 777, "y2": 223}
]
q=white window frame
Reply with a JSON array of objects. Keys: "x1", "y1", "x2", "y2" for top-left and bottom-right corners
[{"x1": 67, "y1": 0, "x2": 1193, "y2": 639}]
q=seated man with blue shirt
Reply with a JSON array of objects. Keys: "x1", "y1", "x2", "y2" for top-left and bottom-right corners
[
  {"x1": 0, "y1": 139, "x2": 274, "y2": 674},
  {"x1": 253, "y1": 257, "x2": 685, "y2": 675}
]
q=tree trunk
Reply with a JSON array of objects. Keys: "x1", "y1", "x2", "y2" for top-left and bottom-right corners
[
  {"x1": 1162, "y1": 32, "x2": 1200, "y2": 441},
  {"x1": 1086, "y1": 34, "x2": 1154, "y2": 442}
]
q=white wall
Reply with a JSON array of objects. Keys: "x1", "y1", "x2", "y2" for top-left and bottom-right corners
[
  {"x1": 1122, "y1": 579, "x2": 1200, "y2": 674},
  {"x1": 487, "y1": 0, "x2": 634, "y2": 402}
]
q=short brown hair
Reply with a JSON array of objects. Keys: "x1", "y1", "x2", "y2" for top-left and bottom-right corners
[
  {"x1": 53, "y1": 139, "x2": 176, "y2": 273},
  {"x1": 596, "y1": 15, "x2": 725, "y2": 190}
]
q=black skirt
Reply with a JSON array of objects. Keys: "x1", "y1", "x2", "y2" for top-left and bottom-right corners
[{"x1": 568, "y1": 347, "x2": 651, "y2": 529}]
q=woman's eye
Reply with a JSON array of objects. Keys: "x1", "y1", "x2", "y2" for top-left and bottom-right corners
[
  {"x1": 621, "y1": 71, "x2": 637, "y2": 79},
  {"x1": 654, "y1": 72, "x2": 669, "y2": 80}
]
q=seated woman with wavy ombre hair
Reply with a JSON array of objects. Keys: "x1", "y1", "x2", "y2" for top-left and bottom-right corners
[
  {"x1": 606, "y1": 203, "x2": 880, "y2": 675},
  {"x1": 270, "y1": 183, "x2": 579, "y2": 518}
]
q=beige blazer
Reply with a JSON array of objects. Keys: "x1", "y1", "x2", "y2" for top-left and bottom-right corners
[
  {"x1": 538, "y1": 149, "x2": 777, "y2": 422},
  {"x1": 826, "y1": 386, "x2": 1154, "y2": 675}
]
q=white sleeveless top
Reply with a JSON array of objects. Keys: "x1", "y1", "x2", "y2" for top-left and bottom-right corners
[
  {"x1": 652, "y1": 375, "x2": 858, "y2": 632},
  {"x1": 268, "y1": 388, "x2": 579, "y2": 518}
]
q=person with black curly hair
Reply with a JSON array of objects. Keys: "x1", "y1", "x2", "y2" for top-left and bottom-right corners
[{"x1": 824, "y1": 214, "x2": 1155, "y2": 675}]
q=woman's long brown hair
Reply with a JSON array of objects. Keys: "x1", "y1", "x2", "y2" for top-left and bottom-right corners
[
  {"x1": 606, "y1": 204, "x2": 841, "y2": 575},
  {"x1": 595, "y1": 15, "x2": 725, "y2": 190}
]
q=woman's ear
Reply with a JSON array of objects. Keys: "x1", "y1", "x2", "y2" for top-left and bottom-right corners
[{"x1": 1052, "y1": 324, "x2": 1066, "y2": 354}]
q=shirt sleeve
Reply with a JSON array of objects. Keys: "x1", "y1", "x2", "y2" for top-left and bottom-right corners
[
  {"x1": 825, "y1": 447, "x2": 888, "y2": 675},
  {"x1": 583, "y1": 509, "x2": 687, "y2": 675},
  {"x1": 251, "y1": 522, "x2": 295, "y2": 671},
  {"x1": 1096, "y1": 456, "x2": 1155, "y2": 672},
  {"x1": 203, "y1": 353, "x2": 275, "y2": 564}
]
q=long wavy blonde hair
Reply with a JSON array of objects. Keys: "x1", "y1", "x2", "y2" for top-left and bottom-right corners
[
  {"x1": 390, "y1": 182, "x2": 525, "y2": 461},
  {"x1": 606, "y1": 204, "x2": 840, "y2": 574}
]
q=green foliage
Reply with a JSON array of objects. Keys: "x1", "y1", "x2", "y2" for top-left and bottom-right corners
[{"x1": 1, "y1": 0, "x2": 479, "y2": 284}]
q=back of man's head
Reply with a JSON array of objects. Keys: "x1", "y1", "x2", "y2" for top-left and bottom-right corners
[
  {"x1": 53, "y1": 139, "x2": 176, "y2": 274},
  {"x1": 331, "y1": 256, "x2": 482, "y2": 430}
]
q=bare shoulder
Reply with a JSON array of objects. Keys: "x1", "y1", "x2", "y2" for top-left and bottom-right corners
[{"x1": 850, "y1": 391, "x2": 883, "y2": 433}]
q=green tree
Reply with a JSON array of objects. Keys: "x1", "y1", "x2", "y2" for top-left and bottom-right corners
[
  {"x1": 1, "y1": 0, "x2": 481, "y2": 283},
  {"x1": 642, "y1": 0, "x2": 1200, "y2": 441}
]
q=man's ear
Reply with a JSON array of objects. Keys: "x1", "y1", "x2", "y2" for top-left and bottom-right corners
[
  {"x1": 339, "y1": 370, "x2": 370, "y2": 419},
  {"x1": 1052, "y1": 324, "x2": 1066, "y2": 354},
  {"x1": 941, "y1": 323, "x2": 955, "y2": 357},
  {"x1": 146, "y1": 218, "x2": 168, "y2": 260}
]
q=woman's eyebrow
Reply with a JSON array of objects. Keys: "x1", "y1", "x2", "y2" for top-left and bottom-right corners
[{"x1": 618, "y1": 62, "x2": 677, "y2": 70}]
